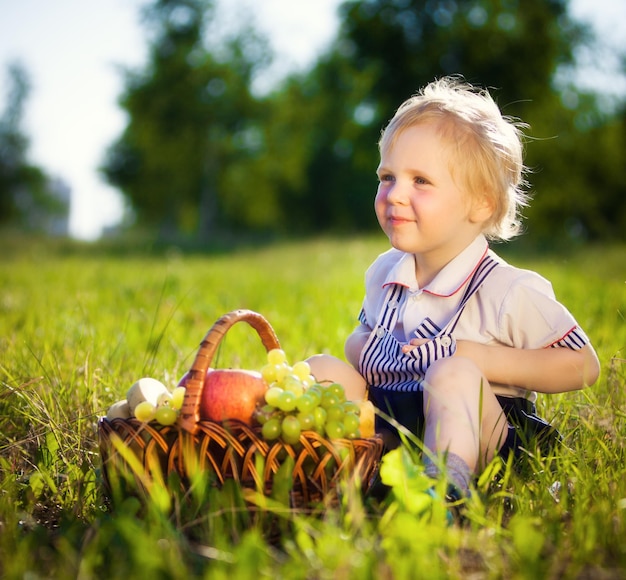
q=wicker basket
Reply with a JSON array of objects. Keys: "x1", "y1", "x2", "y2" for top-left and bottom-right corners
[{"x1": 98, "y1": 309, "x2": 383, "y2": 509}]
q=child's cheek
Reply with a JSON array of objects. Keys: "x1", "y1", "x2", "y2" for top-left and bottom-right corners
[
  {"x1": 375, "y1": 188, "x2": 388, "y2": 212},
  {"x1": 374, "y1": 196, "x2": 388, "y2": 227}
]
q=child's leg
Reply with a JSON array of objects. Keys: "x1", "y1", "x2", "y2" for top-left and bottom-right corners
[
  {"x1": 306, "y1": 354, "x2": 367, "y2": 401},
  {"x1": 422, "y1": 356, "x2": 509, "y2": 491}
]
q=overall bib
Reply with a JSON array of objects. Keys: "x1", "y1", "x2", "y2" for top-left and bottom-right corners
[
  {"x1": 359, "y1": 253, "x2": 560, "y2": 457},
  {"x1": 359, "y1": 254, "x2": 498, "y2": 445}
]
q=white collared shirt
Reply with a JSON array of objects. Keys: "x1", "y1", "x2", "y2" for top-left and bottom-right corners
[{"x1": 358, "y1": 235, "x2": 589, "y2": 399}]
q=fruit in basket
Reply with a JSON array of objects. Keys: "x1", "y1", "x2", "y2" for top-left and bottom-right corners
[
  {"x1": 177, "y1": 369, "x2": 213, "y2": 388},
  {"x1": 106, "y1": 399, "x2": 131, "y2": 420},
  {"x1": 120, "y1": 377, "x2": 187, "y2": 425},
  {"x1": 134, "y1": 400, "x2": 157, "y2": 422},
  {"x1": 281, "y1": 415, "x2": 302, "y2": 445},
  {"x1": 254, "y1": 349, "x2": 370, "y2": 443},
  {"x1": 199, "y1": 369, "x2": 268, "y2": 424},
  {"x1": 261, "y1": 417, "x2": 281, "y2": 440},
  {"x1": 344, "y1": 412, "x2": 360, "y2": 436},
  {"x1": 155, "y1": 404, "x2": 178, "y2": 426},
  {"x1": 127, "y1": 377, "x2": 170, "y2": 413},
  {"x1": 170, "y1": 386, "x2": 186, "y2": 410},
  {"x1": 267, "y1": 348, "x2": 288, "y2": 365},
  {"x1": 359, "y1": 400, "x2": 376, "y2": 438}
]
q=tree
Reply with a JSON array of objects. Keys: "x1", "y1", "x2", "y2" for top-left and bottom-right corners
[
  {"x1": 101, "y1": 0, "x2": 273, "y2": 240},
  {"x1": 525, "y1": 91, "x2": 626, "y2": 242},
  {"x1": 254, "y1": 55, "x2": 381, "y2": 235},
  {"x1": 280, "y1": 0, "x2": 626, "y2": 241},
  {"x1": 102, "y1": 0, "x2": 626, "y2": 242},
  {"x1": 0, "y1": 62, "x2": 68, "y2": 233}
]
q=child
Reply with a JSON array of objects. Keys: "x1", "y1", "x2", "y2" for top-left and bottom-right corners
[{"x1": 308, "y1": 76, "x2": 600, "y2": 502}]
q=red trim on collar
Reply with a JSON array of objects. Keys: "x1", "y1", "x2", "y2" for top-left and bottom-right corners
[{"x1": 422, "y1": 245, "x2": 490, "y2": 298}]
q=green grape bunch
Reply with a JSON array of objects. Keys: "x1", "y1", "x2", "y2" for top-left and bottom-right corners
[
  {"x1": 133, "y1": 385, "x2": 186, "y2": 426},
  {"x1": 253, "y1": 348, "x2": 362, "y2": 445}
]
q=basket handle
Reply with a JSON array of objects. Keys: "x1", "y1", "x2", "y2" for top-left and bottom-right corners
[{"x1": 179, "y1": 309, "x2": 281, "y2": 434}]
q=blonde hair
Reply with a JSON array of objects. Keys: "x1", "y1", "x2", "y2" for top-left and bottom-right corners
[{"x1": 379, "y1": 76, "x2": 529, "y2": 241}]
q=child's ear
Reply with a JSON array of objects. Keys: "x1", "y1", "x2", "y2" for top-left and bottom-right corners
[{"x1": 469, "y1": 193, "x2": 495, "y2": 223}]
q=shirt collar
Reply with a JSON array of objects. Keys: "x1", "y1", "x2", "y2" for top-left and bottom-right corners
[{"x1": 383, "y1": 235, "x2": 489, "y2": 297}]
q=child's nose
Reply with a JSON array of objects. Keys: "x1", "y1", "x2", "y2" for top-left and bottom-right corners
[{"x1": 386, "y1": 181, "x2": 409, "y2": 204}]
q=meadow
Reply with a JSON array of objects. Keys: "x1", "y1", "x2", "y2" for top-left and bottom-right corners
[{"x1": 1, "y1": 234, "x2": 625, "y2": 578}]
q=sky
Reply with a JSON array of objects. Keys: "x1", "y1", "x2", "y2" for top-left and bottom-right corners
[{"x1": 1, "y1": 0, "x2": 625, "y2": 240}]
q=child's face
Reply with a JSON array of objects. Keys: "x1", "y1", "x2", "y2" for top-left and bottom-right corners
[{"x1": 375, "y1": 121, "x2": 491, "y2": 266}]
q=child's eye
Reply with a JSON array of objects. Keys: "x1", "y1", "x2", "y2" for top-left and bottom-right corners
[
  {"x1": 378, "y1": 174, "x2": 394, "y2": 183},
  {"x1": 414, "y1": 176, "x2": 429, "y2": 185}
]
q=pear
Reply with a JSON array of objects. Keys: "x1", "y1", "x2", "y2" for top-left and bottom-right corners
[
  {"x1": 106, "y1": 399, "x2": 131, "y2": 420},
  {"x1": 126, "y1": 377, "x2": 169, "y2": 414},
  {"x1": 358, "y1": 400, "x2": 376, "y2": 438}
]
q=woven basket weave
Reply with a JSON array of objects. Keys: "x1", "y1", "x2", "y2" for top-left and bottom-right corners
[{"x1": 98, "y1": 309, "x2": 383, "y2": 508}]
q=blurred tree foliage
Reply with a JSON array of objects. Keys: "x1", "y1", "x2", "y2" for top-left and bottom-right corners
[
  {"x1": 101, "y1": 0, "x2": 274, "y2": 239},
  {"x1": 0, "y1": 62, "x2": 67, "y2": 232},
  {"x1": 102, "y1": 0, "x2": 626, "y2": 243}
]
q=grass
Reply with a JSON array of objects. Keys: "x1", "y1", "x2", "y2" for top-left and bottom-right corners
[{"x1": 1, "y1": 233, "x2": 625, "y2": 578}]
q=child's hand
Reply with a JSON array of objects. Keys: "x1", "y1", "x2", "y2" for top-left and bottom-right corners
[{"x1": 401, "y1": 338, "x2": 430, "y2": 353}]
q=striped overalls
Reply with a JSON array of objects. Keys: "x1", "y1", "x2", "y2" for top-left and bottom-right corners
[{"x1": 358, "y1": 254, "x2": 498, "y2": 442}]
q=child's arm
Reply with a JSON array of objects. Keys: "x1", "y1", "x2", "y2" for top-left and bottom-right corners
[
  {"x1": 345, "y1": 324, "x2": 372, "y2": 370},
  {"x1": 454, "y1": 340, "x2": 600, "y2": 393}
]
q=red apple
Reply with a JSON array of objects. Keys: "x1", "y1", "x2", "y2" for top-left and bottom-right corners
[
  {"x1": 198, "y1": 369, "x2": 268, "y2": 424},
  {"x1": 177, "y1": 368, "x2": 213, "y2": 388}
]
